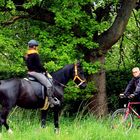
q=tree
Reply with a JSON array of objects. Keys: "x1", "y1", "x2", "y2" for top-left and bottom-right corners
[
  {"x1": 88, "y1": 0, "x2": 138, "y2": 116},
  {"x1": 0, "y1": 0, "x2": 139, "y2": 116}
]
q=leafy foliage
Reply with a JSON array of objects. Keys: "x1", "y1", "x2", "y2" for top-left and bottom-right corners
[
  {"x1": 106, "y1": 10, "x2": 140, "y2": 70},
  {"x1": 106, "y1": 69, "x2": 132, "y2": 111},
  {"x1": 0, "y1": 0, "x2": 139, "y2": 104}
]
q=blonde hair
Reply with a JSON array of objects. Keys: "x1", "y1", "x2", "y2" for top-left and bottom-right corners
[{"x1": 132, "y1": 67, "x2": 140, "y2": 72}]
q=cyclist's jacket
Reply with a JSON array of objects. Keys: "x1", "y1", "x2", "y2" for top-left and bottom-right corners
[
  {"x1": 124, "y1": 76, "x2": 140, "y2": 96},
  {"x1": 24, "y1": 49, "x2": 46, "y2": 73}
]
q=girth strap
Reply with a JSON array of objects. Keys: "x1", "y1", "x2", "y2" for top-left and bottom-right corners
[{"x1": 40, "y1": 97, "x2": 49, "y2": 110}]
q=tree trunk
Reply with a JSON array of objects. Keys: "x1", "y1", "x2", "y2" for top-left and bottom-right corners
[
  {"x1": 89, "y1": 55, "x2": 108, "y2": 116},
  {"x1": 95, "y1": 56, "x2": 108, "y2": 116},
  {"x1": 88, "y1": 0, "x2": 137, "y2": 117}
]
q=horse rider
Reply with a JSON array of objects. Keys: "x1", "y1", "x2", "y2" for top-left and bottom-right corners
[{"x1": 24, "y1": 39, "x2": 60, "y2": 107}]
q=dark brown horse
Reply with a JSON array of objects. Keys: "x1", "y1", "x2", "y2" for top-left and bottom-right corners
[{"x1": 0, "y1": 62, "x2": 86, "y2": 133}]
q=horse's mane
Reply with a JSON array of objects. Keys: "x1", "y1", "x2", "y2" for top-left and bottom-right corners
[
  {"x1": 51, "y1": 64, "x2": 74, "y2": 84},
  {"x1": 52, "y1": 64, "x2": 73, "y2": 74}
]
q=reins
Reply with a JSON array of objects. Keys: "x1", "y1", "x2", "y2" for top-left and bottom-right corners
[{"x1": 53, "y1": 79, "x2": 67, "y2": 88}]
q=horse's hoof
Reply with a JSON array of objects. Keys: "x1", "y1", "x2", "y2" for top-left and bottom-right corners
[
  {"x1": 8, "y1": 129, "x2": 13, "y2": 134},
  {"x1": 54, "y1": 128, "x2": 60, "y2": 134},
  {"x1": 41, "y1": 125, "x2": 46, "y2": 128}
]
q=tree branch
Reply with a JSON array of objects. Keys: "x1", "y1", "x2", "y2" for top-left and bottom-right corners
[
  {"x1": 0, "y1": 1, "x2": 55, "y2": 25},
  {"x1": 95, "y1": 0, "x2": 138, "y2": 55},
  {"x1": 1, "y1": 15, "x2": 28, "y2": 26}
]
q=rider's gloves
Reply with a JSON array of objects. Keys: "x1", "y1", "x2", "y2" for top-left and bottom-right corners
[
  {"x1": 119, "y1": 94, "x2": 125, "y2": 98},
  {"x1": 128, "y1": 94, "x2": 135, "y2": 98}
]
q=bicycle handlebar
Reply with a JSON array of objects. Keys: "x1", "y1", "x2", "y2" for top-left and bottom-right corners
[
  {"x1": 119, "y1": 93, "x2": 136, "y2": 100},
  {"x1": 119, "y1": 94, "x2": 127, "y2": 98}
]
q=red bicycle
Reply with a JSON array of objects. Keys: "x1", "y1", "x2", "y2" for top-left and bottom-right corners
[{"x1": 111, "y1": 94, "x2": 140, "y2": 132}]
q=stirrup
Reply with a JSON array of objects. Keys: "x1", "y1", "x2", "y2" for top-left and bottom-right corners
[
  {"x1": 49, "y1": 97, "x2": 60, "y2": 107},
  {"x1": 54, "y1": 97, "x2": 60, "y2": 105}
]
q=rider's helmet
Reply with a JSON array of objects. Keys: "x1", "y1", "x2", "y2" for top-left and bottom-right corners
[{"x1": 28, "y1": 39, "x2": 38, "y2": 47}]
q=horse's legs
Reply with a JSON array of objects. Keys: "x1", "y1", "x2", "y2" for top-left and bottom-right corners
[
  {"x1": 53, "y1": 105, "x2": 60, "y2": 133},
  {"x1": 41, "y1": 110, "x2": 48, "y2": 128},
  {"x1": 0, "y1": 106, "x2": 11, "y2": 132}
]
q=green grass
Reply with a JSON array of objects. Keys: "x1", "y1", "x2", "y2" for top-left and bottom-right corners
[{"x1": 1, "y1": 108, "x2": 140, "y2": 140}]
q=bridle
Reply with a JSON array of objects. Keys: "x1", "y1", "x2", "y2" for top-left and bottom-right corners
[
  {"x1": 73, "y1": 64, "x2": 86, "y2": 87},
  {"x1": 53, "y1": 63, "x2": 86, "y2": 88}
]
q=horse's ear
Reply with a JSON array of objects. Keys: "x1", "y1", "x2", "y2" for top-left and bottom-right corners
[{"x1": 77, "y1": 60, "x2": 81, "y2": 66}]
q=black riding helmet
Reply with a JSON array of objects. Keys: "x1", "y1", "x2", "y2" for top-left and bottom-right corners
[{"x1": 28, "y1": 39, "x2": 38, "y2": 47}]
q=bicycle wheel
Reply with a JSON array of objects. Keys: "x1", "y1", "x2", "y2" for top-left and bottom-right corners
[{"x1": 111, "y1": 108, "x2": 133, "y2": 132}]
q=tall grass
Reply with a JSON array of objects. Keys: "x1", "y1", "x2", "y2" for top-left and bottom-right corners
[{"x1": 1, "y1": 108, "x2": 140, "y2": 140}]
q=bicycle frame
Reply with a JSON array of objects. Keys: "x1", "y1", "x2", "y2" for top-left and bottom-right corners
[
  {"x1": 111, "y1": 96, "x2": 140, "y2": 132},
  {"x1": 125, "y1": 102, "x2": 140, "y2": 119}
]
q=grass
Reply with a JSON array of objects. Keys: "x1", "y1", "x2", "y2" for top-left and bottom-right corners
[{"x1": 1, "y1": 108, "x2": 140, "y2": 140}]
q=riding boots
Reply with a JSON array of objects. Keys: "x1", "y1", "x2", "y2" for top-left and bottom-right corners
[{"x1": 47, "y1": 88, "x2": 60, "y2": 107}]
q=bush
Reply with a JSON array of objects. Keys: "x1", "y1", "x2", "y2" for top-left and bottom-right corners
[
  {"x1": 106, "y1": 69, "x2": 131, "y2": 111},
  {"x1": 0, "y1": 70, "x2": 26, "y2": 80}
]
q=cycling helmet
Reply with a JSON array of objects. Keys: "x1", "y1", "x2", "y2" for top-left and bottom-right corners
[{"x1": 28, "y1": 39, "x2": 38, "y2": 47}]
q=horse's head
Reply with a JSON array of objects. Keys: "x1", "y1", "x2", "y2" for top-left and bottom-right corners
[{"x1": 73, "y1": 62, "x2": 87, "y2": 89}]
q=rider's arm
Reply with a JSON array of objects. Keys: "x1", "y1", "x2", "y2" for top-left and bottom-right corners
[
  {"x1": 124, "y1": 78, "x2": 135, "y2": 96},
  {"x1": 134, "y1": 79, "x2": 140, "y2": 96}
]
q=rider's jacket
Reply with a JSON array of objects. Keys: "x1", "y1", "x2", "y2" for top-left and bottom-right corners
[
  {"x1": 124, "y1": 76, "x2": 140, "y2": 96},
  {"x1": 24, "y1": 49, "x2": 46, "y2": 73}
]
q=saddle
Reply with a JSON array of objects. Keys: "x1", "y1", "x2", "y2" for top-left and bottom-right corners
[
  {"x1": 24, "y1": 76, "x2": 62, "y2": 104},
  {"x1": 24, "y1": 76, "x2": 45, "y2": 99}
]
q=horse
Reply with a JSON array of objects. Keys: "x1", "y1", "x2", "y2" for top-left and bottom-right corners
[{"x1": 0, "y1": 62, "x2": 87, "y2": 134}]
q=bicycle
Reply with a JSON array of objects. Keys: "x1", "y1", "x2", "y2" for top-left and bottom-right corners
[{"x1": 111, "y1": 94, "x2": 140, "y2": 133}]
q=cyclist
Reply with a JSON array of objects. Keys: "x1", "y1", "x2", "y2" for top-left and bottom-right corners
[{"x1": 124, "y1": 67, "x2": 140, "y2": 114}]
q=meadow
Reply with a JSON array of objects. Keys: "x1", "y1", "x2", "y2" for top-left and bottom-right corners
[{"x1": 1, "y1": 107, "x2": 140, "y2": 140}]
